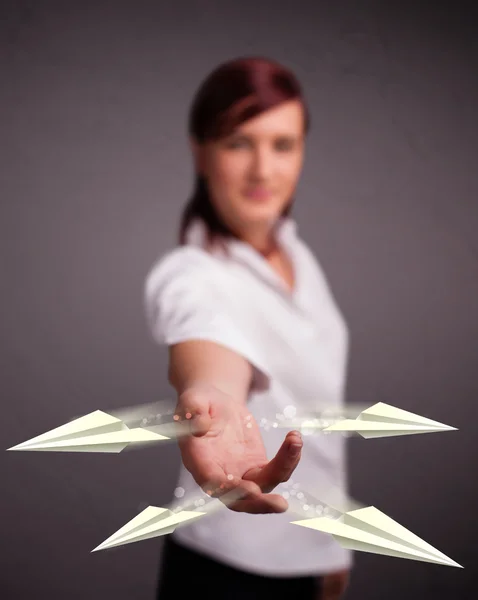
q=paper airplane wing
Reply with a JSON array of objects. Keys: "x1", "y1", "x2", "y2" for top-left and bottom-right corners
[
  {"x1": 291, "y1": 506, "x2": 461, "y2": 568},
  {"x1": 92, "y1": 506, "x2": 207, "y2": 551},
  {"x1": 358, "y1": 402, "x2": 454, "y2": 427},
  {"x1": 323, "y1": 419, "x2": 456, "y2": 439}
]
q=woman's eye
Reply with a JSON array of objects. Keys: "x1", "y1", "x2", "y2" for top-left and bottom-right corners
[
  {"x1": 275, "y1": 139, "x2": 294, "y2": 152},
  {"x1": 224, "y1": 137, "x2": 296, "y2": 151},
  {"x1": 227, "y1": 138, "x2": 249, "y2": 149}
]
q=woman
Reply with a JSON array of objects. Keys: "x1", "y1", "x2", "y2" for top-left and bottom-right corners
[{"x1": 144, "y1": 56, "x2": 352, "y2": 600}]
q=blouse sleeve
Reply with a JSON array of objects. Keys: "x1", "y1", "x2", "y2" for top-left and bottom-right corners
[{"x1": 144, "y1": 248, "x2": 271, "y2": 392}]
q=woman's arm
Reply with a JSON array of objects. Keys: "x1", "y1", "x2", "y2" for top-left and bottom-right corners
[{"x1": 168, "y1": 339, "x2": 253, "y2": 403}]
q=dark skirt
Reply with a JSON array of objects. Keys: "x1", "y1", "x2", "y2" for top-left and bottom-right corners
[{"x1": 156, "y1": 535, "x2": 322, "y2": 600}]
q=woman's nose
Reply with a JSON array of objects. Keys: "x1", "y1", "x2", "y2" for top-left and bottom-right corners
[{"x1": 249, "y1": 148, "x2": 274, "y2": 180}]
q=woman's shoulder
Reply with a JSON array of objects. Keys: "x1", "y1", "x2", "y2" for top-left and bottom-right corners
[
  {"x1": 149, "y1": 244, "x2": 217, "y2": 272},
  {"x1": 144, "y1": 245, "x2": 224, "y2": 297}
]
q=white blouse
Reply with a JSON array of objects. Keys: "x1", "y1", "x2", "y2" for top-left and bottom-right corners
[{"x1": 144, "y1": 217, "x2": 353, "y2": 576}]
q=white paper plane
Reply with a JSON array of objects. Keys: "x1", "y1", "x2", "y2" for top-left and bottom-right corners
[
  {"x1": 322, "y1": 403, "x2": 456, "y2": 438},
  {"x1": 92, "y1": 506, "x2": 207, "y2": 552},
  {"x1": 6, "y1": 410, "x2": 170, "y2": 453},
  {"x1": 291, "y1": 506, "x2": 462, "y2": 568}
]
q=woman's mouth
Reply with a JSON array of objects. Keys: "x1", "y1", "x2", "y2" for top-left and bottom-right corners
[{"x1": 244, "y1": 188, "x2": 273, "y2": 200}]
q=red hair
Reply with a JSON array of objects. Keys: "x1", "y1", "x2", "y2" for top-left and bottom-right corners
[{"x1": 179, "y1": 56, "x2": 310, "y2": 245}]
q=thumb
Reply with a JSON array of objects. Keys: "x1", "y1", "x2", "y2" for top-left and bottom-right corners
[{"x1": 243, "y1": 431, "x2": 303, "y2": 492}]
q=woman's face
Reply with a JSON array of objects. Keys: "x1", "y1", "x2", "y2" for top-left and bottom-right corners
[{"x1": 193, "y1": 99, "x2": 305, "y2": 235}]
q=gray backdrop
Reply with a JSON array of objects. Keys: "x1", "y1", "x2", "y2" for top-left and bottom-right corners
[{"x1": 1, "y1": 1, "x2": 477, "y2": 598}]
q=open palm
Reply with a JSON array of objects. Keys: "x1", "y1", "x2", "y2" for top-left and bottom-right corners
[{"x1": 175, "y1": 385, "x2": 303, "y2": 514}]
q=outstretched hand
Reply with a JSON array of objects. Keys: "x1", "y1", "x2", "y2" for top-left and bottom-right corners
[{"x1": 175, "y1": 385, "x2": 303, "y2": 514}]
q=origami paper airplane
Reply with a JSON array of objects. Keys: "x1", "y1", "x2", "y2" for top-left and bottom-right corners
[
  {"x1": 92, "y1": 506, "x2": 207, "y2": 552},
  {"x1": 291, "y1": 506, "x2": 462, "y2": 568},
  {"x1": 278, "y1": 402, "x2": 456, "y2": 439},
  {"x1": 322, "y1": 402, "x2": 457, "y2": 438},
  {"x1": 6, "y1": 410, "x2": 170, "y2": 453}
]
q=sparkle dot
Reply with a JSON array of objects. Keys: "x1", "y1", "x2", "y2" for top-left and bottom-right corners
[
  {"x1": 290, "y1": 489, "x2": 297, "y2": 496},
  {"x1": 300, "y1": 420, "x2": 316, "y2": 436},
  {"x1": 197, "y1": 499, "x2": 205, "y2": 506},
  {"x1": 272, "y1": 422, "x2": 278, "y2": 428},
  {"x1": 283, "y1": 405, "x2": 297, "y2": 419},
  {"x1": 246, "y1": 422, "x2": 252, "y2": 428},
  {"x1": 185, "y1": 412, "x2": 192, "y2": 419},
  {"x1": 245, "y1": 415, "x2": 252, "y2": 421},
  {"x1": 176, "y1": 505, "x2": 182, "y2": 511},
  {"x1": 173, "y1": 414, "x2": 180, "y2": 421},
  {"x1": 293, "y1": 483, "x2": 300, "y2": 490},
  {"x1": 303, "y1": 504, "x2": 310, "y2": 511},
  {"x1": 174, "y1": 487, "x2": 185, "y2": 498},
  {"x1": 227, "y1": 474, "x2": 234, "y2": 481},
  {"x1": 206, "y1": 490, "x2": 213, "y2": 495},
  {"x1": 141, "y1": 418, "x2": 148, "y2": 425},
  {"x1": 297, "y1": 492, "x2": 304, "y2": 500},
  {"x1": 282, "y1": 491, "x2": 290, "y2": 499}
]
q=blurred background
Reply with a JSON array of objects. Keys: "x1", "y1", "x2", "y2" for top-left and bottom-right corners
[{"x1": 1, "y1": 0, "x2": 477, "y2": 598}]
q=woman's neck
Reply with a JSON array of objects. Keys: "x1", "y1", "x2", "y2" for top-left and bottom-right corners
[{"x1": 237, "y1": 223, "x2": 279, "y2": 256}]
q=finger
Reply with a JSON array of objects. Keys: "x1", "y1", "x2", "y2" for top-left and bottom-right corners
[
  {"x1": 198, "y1": 475, "x2": 288, "y2": 515},
  {"x1": 231, "y1": 492, "x2": 289, "y2": 514},
  {"x1": 175, "y1": 391, "x2": 212, "y2": 437},
  {"x1": 222, "y1": 480, "x2": 289, "y2": 514},
  {"x1": 243, "y1": 430, "x2": 303, "y2": 493},
  {"x1": 191, "y1": 462, "x2": 232, "y2": 496}
]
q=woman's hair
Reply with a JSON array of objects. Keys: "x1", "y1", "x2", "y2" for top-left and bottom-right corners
[{"x1": 179, "y1": 56, "x2": 310, "y2": 245}]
